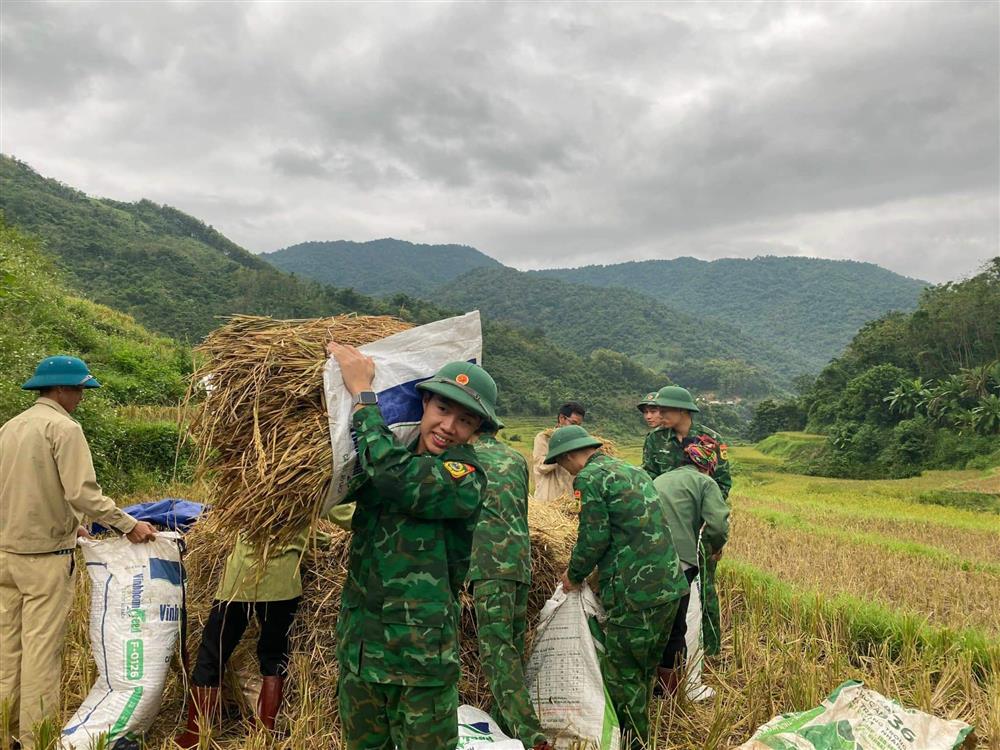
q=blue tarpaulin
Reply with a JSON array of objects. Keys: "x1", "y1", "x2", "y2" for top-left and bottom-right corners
[{"x1": 91, "y1": 498, "x2": 206, "y2": 534}]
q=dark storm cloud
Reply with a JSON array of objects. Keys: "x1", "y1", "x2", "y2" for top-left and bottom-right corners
[{"x1": 1, "y1": 1, "x2": 996, "y2": 282}]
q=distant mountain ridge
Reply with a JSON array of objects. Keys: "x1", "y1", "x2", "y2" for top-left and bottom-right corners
[
  {"x1": 533, "y1": 256, "x2": 928, "y2": 371},
  {"x1": 263, "y1": 239, "x2": 503, "y2": 297},
  {"x1": 430, "y1": 266, "x2": 812, "y2": 387}
]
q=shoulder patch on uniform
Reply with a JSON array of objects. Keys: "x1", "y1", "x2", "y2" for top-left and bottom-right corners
[
  {"x1": 719, "y1": 443, "x2": 729, "y2": 460},
  {"x1": 444, "y1": 461, "x2": 475, "y2": 480}
]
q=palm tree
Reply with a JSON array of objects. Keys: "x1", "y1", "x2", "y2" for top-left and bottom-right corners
[
  {"x1": 884, "y1": 377, "x2": 929, "y2": 417},
  {"x1": 972, "y1": 394, "x2": 1000, "y2": 435}
]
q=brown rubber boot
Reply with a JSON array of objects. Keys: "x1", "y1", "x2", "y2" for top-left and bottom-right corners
[
  {"x1": 174, "y1": 686, "x2": 221, "y2": 748},
  {"x1": 656, "y1": 667, "x2": 680, "y2": 698},
  {"x1": 532, "y1": 742, "x2": 555, "y2": 750},
  {"x1": 257, "y1": 676, "x2": 284, "y2": 731}
]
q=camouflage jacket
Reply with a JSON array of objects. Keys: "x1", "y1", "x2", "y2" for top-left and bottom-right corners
[
  {"x1": 642, "y1": 423, "x2": 732, "y2": 499},
  {"x1": 335, "y1": 405, "x2": 486, "y2": 687},
  {"x1": 467, "y1": 434, "x2": 531, "y2": 584},
  {"x1": 568, "y1": 452, "x2": 688, "y2": 612}
]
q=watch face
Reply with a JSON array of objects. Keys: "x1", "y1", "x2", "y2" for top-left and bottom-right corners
[{"x1": 359, "y1": 391, "x2": 378, "y2": 405}]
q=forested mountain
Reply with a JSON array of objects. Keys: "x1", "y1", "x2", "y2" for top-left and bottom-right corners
[
  {"x1": 534, "y1": 256, "x2": 927, "y2": 371},
  {"x1": 0, "y1": 156, "x2": 393, "y2": 342},
  {"x1": 430, "y1": 266, "x2": 810, "y2": 390},
  {"x1": 0, "y1": 156, "x2": 667, "y2": 429},
  {"x1": 263, "y1": 239, "x2": 503, "y2": 297},
  {"x1": 751, "y1": 258, "x2": 1000, "y2": 477}
]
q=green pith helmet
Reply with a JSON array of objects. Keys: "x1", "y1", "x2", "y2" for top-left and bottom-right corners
[
  {"x1": 21, "y1": 355, "x2": 101, "y2": 390},
  {"x1": 416, "y1": 361, "x2": 499, "y2": 429},
  {"x1": 636, "y1": 389, "x2": 662, "y2": 411},
  {"x1": 544, "y1": 425, "x2": 603, "y2": 464},
  {"x1": 652, "y1": 385, "x2": 699, "y2": 413}
]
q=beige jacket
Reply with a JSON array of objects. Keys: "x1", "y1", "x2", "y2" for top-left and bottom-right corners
[
  {"x1": 531, "y1": 430, "x2": 575, "y2": 502},
  {"x1": 0, "y1": 398, "x2": 137, "y2": 553}
]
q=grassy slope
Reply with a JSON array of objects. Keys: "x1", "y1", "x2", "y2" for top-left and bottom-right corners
[{"x1": 0, "y1": 221, "x2": 193, "y2": 493}]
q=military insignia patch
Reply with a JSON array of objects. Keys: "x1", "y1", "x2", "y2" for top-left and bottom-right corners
[
  {"x1": 573, "y1": 489, "x2": 582, "y2": 512},
  {"x1": 719, "y1": 443, "x2": 729, "y2": 460},
  {"x1": 645, "y1": 392, "x2": 657, "y2": 400},
  {"x1": 455, "y1": 373, "x2": 470, "y2": 385},
  {"x1": 444, "y1": 461, "x2": 475, "y2": 479}
]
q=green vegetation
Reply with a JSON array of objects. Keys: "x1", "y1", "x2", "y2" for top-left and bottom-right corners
[
  {"x1": 0, "y1": 221, "x2": 194, "y2": 493},
  {"x1": 432, "y1": 266, "x2": 809, "y2": 388},
  {"x1": 262, "y1": 238, "x2": 504, "y2": 297},
  {"x1": 751, "y1": 259, "x2": 1000, "y2": 478},
  {"x1": 537, "y1": 255, "x2": 927, "y2": 373}
]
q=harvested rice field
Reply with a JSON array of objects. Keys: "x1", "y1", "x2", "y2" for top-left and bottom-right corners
[{"x1": 9, "y1": 431, "x2": 998, "y2": 749}]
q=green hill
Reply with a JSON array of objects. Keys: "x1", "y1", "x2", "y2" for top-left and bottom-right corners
[
  {"x1": 0, "y1": 156, "x2": 669, "y2": 431},
  {"x1": 431, "y1": 266, "x2": 811, "y2": 390},
  {"x1": 263, "y1": 239, "x2": 504, "y2": 297},
  {"x1": 0, "y1": 155, "x2": 398, "y2": 343},
  {"x1": 533, "y1": 256, "x2": 928, "y2": 372},
  {"x1": 0, "y1": 220, "x2": 194, "y2": 492}
]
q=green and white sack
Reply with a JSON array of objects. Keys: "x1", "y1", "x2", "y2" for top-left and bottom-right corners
[
  {"x1": 525, "y1": 582, "x2": 621, "y2": 750},
  {"x1": 739, "y1": 680, "x2": 975, "y2": 750},
  {"x1": 62, "y1": 533, "x2": 184, "y2": 749}
]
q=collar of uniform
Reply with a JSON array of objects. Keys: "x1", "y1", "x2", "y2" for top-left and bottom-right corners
[
  {"x1": 668, "y1": 423, "x2": 703, "y2": 443},
  {"x1": 583, "y1": 449, "x2": 605, "y2": 468},
  {"x1": 35, "y1": 397, "x2": 71, "y2": 419}
]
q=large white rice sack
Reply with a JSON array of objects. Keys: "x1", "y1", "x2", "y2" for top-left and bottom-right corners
[
  {"x1": 525, "y1": 583, "x2": 621, "y2": 750},
  {"x1": 323, "y1": 310, "x2": 483, "y2": 510},
  {"x1": 62, "y1": 533, "x2": 184, "y2": 749}
]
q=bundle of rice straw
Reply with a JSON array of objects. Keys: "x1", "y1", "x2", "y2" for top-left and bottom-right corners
[
  {"x1": 186, "y1": 314, "x2": 412, "y2": 547},
  {"x1": 174, "y1": 498, "x2": 581, "y2": 738}
]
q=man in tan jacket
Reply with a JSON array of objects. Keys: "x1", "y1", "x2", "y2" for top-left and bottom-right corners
[
  {"x1": 0, "y1": 356, "x2": 157, "y2": 749},
  {"x1": 531, "y1": 402, "x2": 585, "y2": 501}
]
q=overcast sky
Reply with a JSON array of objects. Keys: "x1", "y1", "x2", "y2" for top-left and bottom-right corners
[{"x1": 2, "y1": 1, "x2": 997, "y2": 282}]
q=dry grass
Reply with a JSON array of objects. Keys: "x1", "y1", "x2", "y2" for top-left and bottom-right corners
[
  {"x1": 184, "y1": 314, "x2": 412, "y2": 548},
  {"x1": 14, "y1": 435, "x2": 997, "y2": 749},
  {"x1": 727, "y1": 508, "x2": 1000, "y2": 636}
]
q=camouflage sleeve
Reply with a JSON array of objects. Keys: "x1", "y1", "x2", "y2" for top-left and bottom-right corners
[
  {"x1": 568, "y1": 478, "x2": 610, "y2": 584},
  {"x1": 352, "y1": 405, "x2": 484, "y2": 520},
  {"x1": 713, "y1": 441, "x2": 732, "y2": 500},
  {"x1": 641, "y1": 432, "x2": 658, "y2": 478},
  {"x1": 700, "y1": 478, "x2": 730, "y2": 555}
]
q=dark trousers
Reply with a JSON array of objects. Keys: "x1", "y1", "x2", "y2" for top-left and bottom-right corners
[
  {"x1": 191, "y1": 598, "x2": 300, "y2": 686},
  {"x1": 660, "y1": 567, "x2": 699, "y2": 669}
]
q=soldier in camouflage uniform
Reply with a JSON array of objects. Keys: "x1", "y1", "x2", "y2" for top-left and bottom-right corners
[
  {"x1": 639, "y1": 385, "x2": 730, "y2": 656},
  {"x1": 326, "y1": 343, "x2": 499, "y2": 750},
  {"x1": 468, "y1": 427, "x2": 550, "y2": 750},
  {"x1": 547, "y1": 426, "x2": 688, "y2": 750}
]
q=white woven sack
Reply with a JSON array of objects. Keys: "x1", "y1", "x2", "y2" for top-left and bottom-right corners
[
  {"x1": 525, "y1": 583, "x2": 621, "y2": 750},
  {"x1": 458, "y1": 705, "x2": 526, "y2": 749},
  {"x1": 62, "y1": 533, "x2": 184, "y2": 749},
  {"x1": 323, "y1": 310, "x2": 483, "y2": 511}
]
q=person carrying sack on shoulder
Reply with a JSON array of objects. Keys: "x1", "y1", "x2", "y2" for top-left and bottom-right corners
[
  {"x1": 0, "y1": 356, "x2": 156, "y2": 750},
  {"x1": 327, "y1": 343, "x2": 497, "y2": 750},
  {"x1": 547, "y1": 425, "x2": 688, "y2": 750}
]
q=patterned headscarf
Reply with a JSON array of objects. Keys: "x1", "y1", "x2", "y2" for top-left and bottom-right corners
[{"x1": 682, "y1": 435, "x2": 719, "y2": 475}]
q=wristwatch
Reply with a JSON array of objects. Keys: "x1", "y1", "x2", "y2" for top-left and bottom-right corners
[{"x1": 352, "y1": 391, "x2": 378, "y2": 407}]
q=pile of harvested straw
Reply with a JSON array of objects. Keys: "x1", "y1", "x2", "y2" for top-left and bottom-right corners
[
  {"x1": 170, "y1": 495, "x2": 581, "y2": 740},
  {"x1": 186, "y1": 314, "x2": 412, "y2": 547}
]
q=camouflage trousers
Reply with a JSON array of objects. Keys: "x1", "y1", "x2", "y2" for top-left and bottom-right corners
[
  {"x1": 338, "y1": 669, "x2": 458, "y2": 750},
  {"x1": 472, "y1": 579, "x2": 545, "y2": 746},
  {"x1": 699, "y1": 547, "x2": 722, "y2": 656},
  {"x1": 600, "y1": 600, "x2": 678, "y2": 750}
]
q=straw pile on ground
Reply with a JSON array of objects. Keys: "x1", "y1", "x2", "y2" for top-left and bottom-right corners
[
  {"x1": 165, "y1": 495, "x2": 580, "y2": 744},
  {"x1": 186, "y1": 314, "x2": 412, "y2": 547}
]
